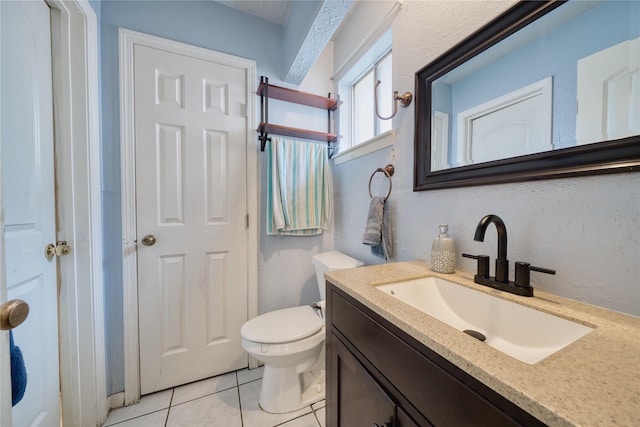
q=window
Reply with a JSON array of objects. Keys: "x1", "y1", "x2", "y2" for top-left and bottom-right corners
[
  {"x1": 334, "y1": 29, "x2": 395, "y2": 162},
  {"x1": 351, "y1": 51, "x2": 393, "y2": 144}
]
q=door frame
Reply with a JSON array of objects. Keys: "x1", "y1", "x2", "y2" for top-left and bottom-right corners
[
  {"x1": 119, "y1": 29, "x2": 258, "y2": 404},
  {"x1": 49, "y1": 0, "x2": 108, "y2": 424},
  {"x1": 0, "y1": 0, "x2": 107, "y2": 426}
]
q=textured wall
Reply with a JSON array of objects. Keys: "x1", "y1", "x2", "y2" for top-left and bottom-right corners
[
  {"x1": 258, "y1": 44, "x2": 335, "y2": 314},
  {"x1": 333, "y1": 0, "x2": 640, "y2": 316},
  {"x1": 100, "y1": 0, "x2": 283, "y2": 395},
  {"x1": 99, "y1": 1, "x2": 336, "y2": 394}
]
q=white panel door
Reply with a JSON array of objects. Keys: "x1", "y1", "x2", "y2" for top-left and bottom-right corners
[
  {"x1": 457, "y1": 77, "x2": 553, "y2": 166},
  {"x1": 576, "y1": 37, "x2": 640, "y2": 145},
  {"x1": 470, "y1": 96, "x2": 544, "y2": 164},
  {"x1": 0, "y1": 1, "x2": 61, "y2": 425},
  {"x1": 134, "y1": 44, "x2": 248, "y2": 394},
  {"x1": 431, "y1": 111, "x2": 449, "y2": 171}
]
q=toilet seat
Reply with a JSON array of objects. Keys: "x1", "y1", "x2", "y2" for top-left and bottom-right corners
[
  {"x1": 241, "y1": 305, "x2": 322, "y2": 344},
  {"x1": 239, "y1": 251, "x2": 363, "y2": 414}
]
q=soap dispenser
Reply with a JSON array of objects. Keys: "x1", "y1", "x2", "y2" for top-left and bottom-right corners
[{"x1": 431, "y1": 224, "x2": 456, "y2": 273}]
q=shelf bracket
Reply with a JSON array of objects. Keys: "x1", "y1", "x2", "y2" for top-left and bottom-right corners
[
  {"x1": 259, "y1": 76, "x2": 270, "y2": 152},
  {"x1": 257, "y1": 75, "x2": 339, "y2": 157}
]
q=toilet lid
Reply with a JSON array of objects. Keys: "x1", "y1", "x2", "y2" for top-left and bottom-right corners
[{"x1": 241, "y1": 305, "x2": 323, "y2": 344}]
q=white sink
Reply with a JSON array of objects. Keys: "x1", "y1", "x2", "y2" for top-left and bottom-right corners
[{"x1": 377, "y1": 277, "x2": 594, "y2": 364}]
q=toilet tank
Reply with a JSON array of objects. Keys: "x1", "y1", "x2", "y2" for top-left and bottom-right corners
[{"x1": 312, "y1": 251, "x2": 364, "y2": 300}]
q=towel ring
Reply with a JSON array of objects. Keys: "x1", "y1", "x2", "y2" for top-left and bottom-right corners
[{"x1": 368, "y1": 164, "x2": 394, "y2": 201}]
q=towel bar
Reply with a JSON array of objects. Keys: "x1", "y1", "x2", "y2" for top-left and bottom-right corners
[{"x1": 368, "y1": 164, "x2": 394, "y2": 201}]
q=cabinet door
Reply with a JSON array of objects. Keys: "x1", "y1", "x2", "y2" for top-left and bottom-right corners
[
  {"x1": 330, "y1": 333, "x2": 397, "y2": 427},
  {"x1": 397, "y1": 407, "x2": 420, "y2": 427}
]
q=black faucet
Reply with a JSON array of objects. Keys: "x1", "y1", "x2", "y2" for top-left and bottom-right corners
[
  {"x1": 474, "y1": 214, "x2": 509, "y2": 283},
  {"x1": 463, "y1": 214, "x2": 556, "y2": 297}
]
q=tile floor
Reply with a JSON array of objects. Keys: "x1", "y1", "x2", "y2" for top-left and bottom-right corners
[{"x1": 103, "y1": 367, "x2": 326, "y2": 427}]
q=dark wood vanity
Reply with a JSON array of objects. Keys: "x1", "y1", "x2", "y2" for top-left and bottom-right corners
[{"x1": 326, "y1": 282, "x2": 545, "y2": 426}]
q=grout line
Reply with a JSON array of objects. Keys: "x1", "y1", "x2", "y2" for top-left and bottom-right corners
[
  {"x1": 312, "y1": 407, "x2": 322, "y2": 427},
  {"x1": 272, "y1": 409, "x2": 314, "y2": 427},
  {"x1": 169, "y1": 384, "x2": 240, "y2": 408},
  {"x1": 168, "y1": 388, "x2": 175, "y2": 407},
  {"x1": 105, "y1": 409, "x2": 168, "y2": 427},
  {"x1": 164, "y1": 388, "x2": 174, "y2": 427},
  {"x1": 237, "y1": 384, "x2": 244, "y2": 427},
  {"x1": 236, "y1": 370, "x2": 244, "y2": 426}
]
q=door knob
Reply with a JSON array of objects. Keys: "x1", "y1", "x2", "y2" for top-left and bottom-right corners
[
  {"x1": 44, "y1": 241, "x2": 72, "y2": 260},
  {"x1": 0, "y1": 299, "x2": 29, "y2": 330},
  {"x1": 141, "y1": 235, "x2": 157, "y2": 246}
]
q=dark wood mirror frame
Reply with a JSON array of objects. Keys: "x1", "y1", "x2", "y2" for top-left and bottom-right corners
[{"x1": 414, "y1": 0, "x2": 640, "y2": 191}]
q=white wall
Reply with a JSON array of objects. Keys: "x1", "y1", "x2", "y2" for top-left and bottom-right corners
[{"x1": 332, "y1": 0, "x2": 640, "y2": 316}]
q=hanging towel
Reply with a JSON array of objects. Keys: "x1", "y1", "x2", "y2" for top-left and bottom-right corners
[
  {"x1": 362, "y1": 196, "x2": 392, "y2": 260},
  {"x1": 10, "y1": 330, "x2": 27, "y2": 406},
  {"x1": 267, "y1": 137, "x2": 332, "y2": 236}
]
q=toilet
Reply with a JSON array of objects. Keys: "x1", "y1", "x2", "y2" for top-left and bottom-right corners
[{"x1": 240, "y1": 251, "x2": 363, "y2": 413}]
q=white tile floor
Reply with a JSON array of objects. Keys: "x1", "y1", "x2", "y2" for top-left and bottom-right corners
[{"x1": 103, "y1": 367, "x2": 326, "y2": 427}]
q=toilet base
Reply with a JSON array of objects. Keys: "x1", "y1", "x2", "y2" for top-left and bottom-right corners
[{"x1": 259, "y1": 357, "x2": 325, "y2": 414}]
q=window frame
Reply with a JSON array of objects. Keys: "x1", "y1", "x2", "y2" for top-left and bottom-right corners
[
  {"x1": 332, "y1": 27, "x2": 396, "y2": 164},
  {"x1": 348, "y1": 49, "x2": 393, "y2": 147}
]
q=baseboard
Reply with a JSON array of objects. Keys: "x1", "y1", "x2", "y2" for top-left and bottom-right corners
[{"x1": 107, "y1": 392, "x2": 125, "y2": 410}]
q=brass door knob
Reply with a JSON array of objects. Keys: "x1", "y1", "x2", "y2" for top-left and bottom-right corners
[
  {"x1": 0, "y1": 299, "x2": 29, "y2": 330},
  {"x1": 141, "y1": 235, "x2": 157, "y2": 246},
  {"x1": 44, "y1": 241, "x2": 72, "y2": 260}
]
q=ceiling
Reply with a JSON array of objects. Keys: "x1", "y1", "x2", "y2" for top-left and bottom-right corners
[
  {"x1": 214, "y1": 1, "x2": 291, "y2": 26},
  {"x1": 211, "y1": 0, "x2": 353, "y2": 84}
]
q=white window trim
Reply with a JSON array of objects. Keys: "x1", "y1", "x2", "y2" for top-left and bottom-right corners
[
  {"x1": 332, "y1": 1, "x2": 402, "y2": 82},
  {"x1": 332, "y1": 130, "x2": 395, "y2": 165},
  {"x1": 332, "y1": 2, "x2": 402, "y2": 163},
  {"x1": 349, "y1": 49, "x2": 392, "y2": 144},
  {"x1": 337, "y1": 34, "x2": 393, "y2": 156}
]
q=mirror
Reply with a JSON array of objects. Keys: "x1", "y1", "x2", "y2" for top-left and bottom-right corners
[{"x1": 414, "y1": 0, "x2": 640, "y2": 191}]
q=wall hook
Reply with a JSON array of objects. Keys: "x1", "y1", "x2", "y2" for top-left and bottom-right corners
[{"x1": 374, "y1": 80, "x2": 412, "y2": 120}]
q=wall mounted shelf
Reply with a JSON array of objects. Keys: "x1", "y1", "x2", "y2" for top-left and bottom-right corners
[{"x1": 257, "y1": 76, "x2": 340, "y2": 157}]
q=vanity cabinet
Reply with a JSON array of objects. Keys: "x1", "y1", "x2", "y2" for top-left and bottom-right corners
[
  {"x1": 330, "y1": 332, "x2": 418, "y2": 427},
  {"x1": 326, "y1": 282, "x2": 545, "y2": 427}
]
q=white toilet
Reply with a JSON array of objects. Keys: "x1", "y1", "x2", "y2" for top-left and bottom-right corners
[{"x1": 240, "y1": 251, "x2": 363, "y2": 414}]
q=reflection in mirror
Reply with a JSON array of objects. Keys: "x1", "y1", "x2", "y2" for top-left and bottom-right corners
[
  {"x1": 415, "y1": 0, "x2": 640, "y2": 190},
  {"x1": 430, "y1": 0, "x2": 639, "y2": 171}
]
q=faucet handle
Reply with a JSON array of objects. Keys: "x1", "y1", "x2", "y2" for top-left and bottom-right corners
[
  {"x1": 515, "y1": 262, "x2": 556, "y2": 288},
  {"x1": 462, "y1": 253, "x2": 490, "y2": 279}
]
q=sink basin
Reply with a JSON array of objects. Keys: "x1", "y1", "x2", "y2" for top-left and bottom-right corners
[{"x1": 377, "y1": 277, "x2": 593, "y2": 364}]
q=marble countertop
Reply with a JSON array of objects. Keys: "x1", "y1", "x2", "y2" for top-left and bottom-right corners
[{"x1": 325, "y1": 261, "x2": 640, "y2": 427}]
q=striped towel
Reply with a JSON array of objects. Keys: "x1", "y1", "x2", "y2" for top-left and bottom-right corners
[{"x1": 267, "y1": 137, "x2": 332, "y2": 236}]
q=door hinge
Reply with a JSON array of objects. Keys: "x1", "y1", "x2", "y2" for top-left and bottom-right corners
[
  {"x1": 245, "y1": 214, "x2": 249, "y2": 229},
  {"x1": 45, "y1": 241, "x2": 72, "y2": 260},
  {"x1": 241, "y1": 103, "x2": 247, "y2": 118}
]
